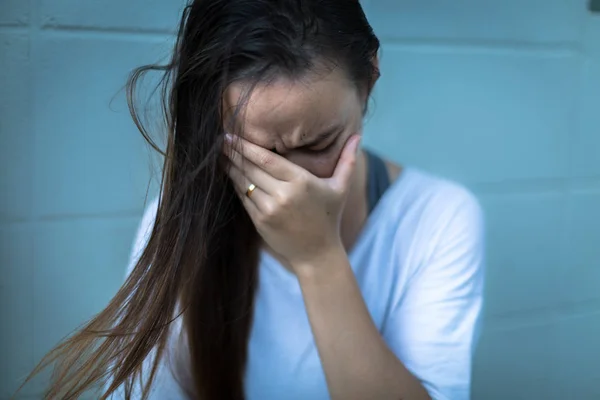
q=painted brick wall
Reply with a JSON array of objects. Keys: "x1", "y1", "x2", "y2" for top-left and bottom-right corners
[{"x1": 1, "y1": 1, "x2": 599, "y2": 399}]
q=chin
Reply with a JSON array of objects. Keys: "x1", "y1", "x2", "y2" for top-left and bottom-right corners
[
  {"x1": 310, "y1": 166, "x2": 337, "y2": 179},
  {"x1": 292, "y1": 154, "x2": 339, "y2": 178}
]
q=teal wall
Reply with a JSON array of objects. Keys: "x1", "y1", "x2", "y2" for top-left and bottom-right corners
[{"x1": 1, "y1": 1, "x2": 599, "y2": 399}]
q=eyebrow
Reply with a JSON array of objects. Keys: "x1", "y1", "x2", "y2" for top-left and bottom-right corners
[{"x1": 300, "y1": 125, "x2": 343, "y2": 148}]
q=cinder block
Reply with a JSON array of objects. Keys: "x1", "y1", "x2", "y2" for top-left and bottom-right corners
[
  {"x1": 584, "y1": 14, "x2": 600, "y2": 56},
  {"x1": 559, "y1": 191, "x2": 600, "y2": 303},
  {"x1": 571, "y1": 61, "x2": 600, "y2": 177},
  {"x1": 571, "y1": 19, "x2": 600, "y2": 177},
  {"x1": 0, "y1": 224, "x2": 34, "y2": 398},
  {"x1": 0, "y1": 0, "x2": 30, "y2": 26},
  {"x1": 40, "y1": 0, "x2": 187, "y2": 32},
  {"x1": 364, "y1": 47, "x2": 576, "y2": 184},
  {"x1": 363, "y1": 0, "x2": 585, "y2": 43},
  {"x1": 479, "y1": 191, "x2": 566, "y2": 316},
  {"x1": 473, "y1": 320, "x2": 569, "y2": 400},
  {"x1": 0, "y1": 34, "x2": 32, "y2": 221},
  {"x1": 33, "y1": 35, "x2": 165, "y2": 217},
  {"x1": 553, "y1": 312, "x2": 600, "y2": 398},
  {"x1": 32, "y1": 217, "x2": 139, "y2": 365}
]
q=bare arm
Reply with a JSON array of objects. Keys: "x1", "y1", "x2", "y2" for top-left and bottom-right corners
[{"x1": 294, "y1": 247, "x2": 431, "y2": 400}]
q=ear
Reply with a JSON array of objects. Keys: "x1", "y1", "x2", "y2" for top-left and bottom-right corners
[
  {"x1": 370, "y1": 53, "x2": 380, "y2": 90},
  {"x1": 361, "y1": 53, "x2": 381, "y2": 114}
]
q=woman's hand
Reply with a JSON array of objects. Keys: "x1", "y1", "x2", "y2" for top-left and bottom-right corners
[{"x1": 223, "y1": 133, "x2": 361, "y2": 272}]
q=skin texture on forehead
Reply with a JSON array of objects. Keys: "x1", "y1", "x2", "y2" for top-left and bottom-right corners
[{"x1": 223, "y1": 68, "x2": 365, "y2": 178}]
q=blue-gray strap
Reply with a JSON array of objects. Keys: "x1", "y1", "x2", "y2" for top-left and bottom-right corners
[{"x1": 365, "y1": 149, "x2": 391, "y2": 214}]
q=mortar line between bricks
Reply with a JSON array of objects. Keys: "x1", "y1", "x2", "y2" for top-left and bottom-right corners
[
  {"x1": 381, "y1": 38, "x2": 581, "y2": 57},
  {"x1": 40, "y1": 24, "x2": 176, "y2": 42},
  {"x1": 34, "y1": 210, "x2": 144, "y2": 222},
  {"x1": 36, "y1": 25, "x2": 582, "y2": 55},
  {"x1": 472, "y1": 176, "x2": 600, "y2": 195},
  {"x1": 486, "y1": 298, "x2": 600, "y2": 333},
  {"x1": 0, "y1": 25, "x2": 29, "y2": 33},
  {"x1": 0, "y1": 211, "x2": 144, "y2": 225}
]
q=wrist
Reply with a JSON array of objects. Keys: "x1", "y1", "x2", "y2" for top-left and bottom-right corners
[{"x1": 291, "y1": 242, "x2": 349, "y2": 281}]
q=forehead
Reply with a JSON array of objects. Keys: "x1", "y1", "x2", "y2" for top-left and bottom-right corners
[{"x1": 222, "y1": 69, "x2": 358, "y2": 142}]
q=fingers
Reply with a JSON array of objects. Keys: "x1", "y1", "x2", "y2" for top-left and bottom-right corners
[
  {"x1": 226, "y1": 163, "x2": 272, "y2": 217},
  {"x1": 330, "y1": 134, "x2": 361, "y2": 191},
  {"x1": 225, "y1": 134, "x2": 298, "y2": 181},
  {"x1": 224, "y1": 146, "x2": 279, "y2": 195}
]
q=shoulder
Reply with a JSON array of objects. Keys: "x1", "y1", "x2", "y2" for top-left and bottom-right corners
[
  {"x1": 387, "y1": 167, "x2": 483, "y2": 228},
  {"x1": 126, "y1": 197, "x2": 160, "y2": 278},
  {"x1": 383, "y1": 168, "x2": 485, "y2": 271},
  {"x1": 140, "y1": 196, "x2": 160, "y2": 235}
]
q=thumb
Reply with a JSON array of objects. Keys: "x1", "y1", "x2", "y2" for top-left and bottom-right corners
[{"x1": 330, "y1": 134, "x2": 361, "y2": 191}]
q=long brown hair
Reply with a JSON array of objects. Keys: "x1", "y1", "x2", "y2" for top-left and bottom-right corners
[{"x1": 20, "y1": 1, "x2": 380, "y2": 399}]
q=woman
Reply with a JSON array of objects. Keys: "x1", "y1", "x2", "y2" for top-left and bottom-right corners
[{"x1": 26, "y1": 1, "x2": 485, "y2": 399}]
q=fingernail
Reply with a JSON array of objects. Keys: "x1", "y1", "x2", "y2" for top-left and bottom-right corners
[{"x1": 225, "y1": 133, "x2": 233, "y2": 143}]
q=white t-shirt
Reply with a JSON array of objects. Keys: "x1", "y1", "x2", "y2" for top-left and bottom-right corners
[{"x1": 111, "y1": 166, "x2": 485, "y2": 400}]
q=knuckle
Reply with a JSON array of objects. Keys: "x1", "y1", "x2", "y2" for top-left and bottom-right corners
[
  {"x1": 295, "y1": 173, "x2": 309, "y2": 188},
  {"x1": 274, "y1": 189, "x2": 288, "y2": 204},
  {"x1": 257, "y1": 153, "x2": 272, "y2": 168},
  {"x1": 262, "y1": 201, "x2": 278, "y2": 219}
]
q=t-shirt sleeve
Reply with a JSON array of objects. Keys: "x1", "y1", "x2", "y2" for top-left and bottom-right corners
[
  {"x1": 107, "y1": 197, "x2": 187, "y2": 399},
  {"x1": 125, "y1": 197, "x2": 160, "y2": 278},
  {"x1": 382, "y1": 187, "x2": 485, "y2": 400}
]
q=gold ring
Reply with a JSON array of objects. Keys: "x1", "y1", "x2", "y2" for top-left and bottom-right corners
[{"x1": 246, "y1": 183, "x2": 257, "y2": 197}]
